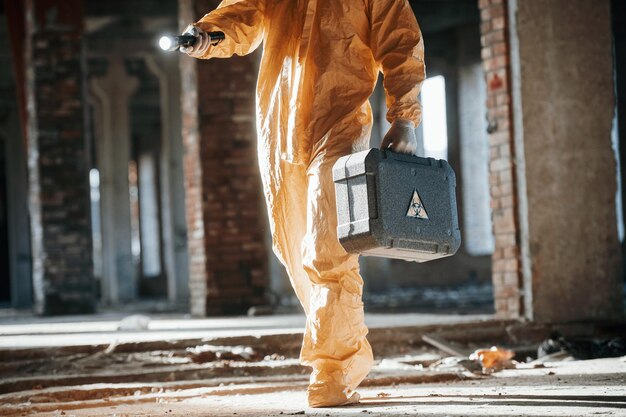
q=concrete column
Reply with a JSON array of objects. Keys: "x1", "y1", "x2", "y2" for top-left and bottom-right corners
[
  {"x1": 458, "y1": 26, "x2": 493, "y2": 257},
  {"x1": 25, "y1": 0, "x2": 95, "y2": 314},
  {"x1": 511, "y1": 0, "x2": 622, "y2": 322},
  {"x1": 145, "y1": 54, "x2": 190, "y2": 309},
  {"x1": 90, "y1": 57, "x2": 139, "y2": 304},
  {"x1": 179, "y1": 0, "x2": 268, "y2": 316}
]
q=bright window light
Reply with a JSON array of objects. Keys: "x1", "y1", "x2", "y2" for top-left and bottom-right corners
[{"x1": 422, "y1": 75, "x2": 448, "y2": 160}]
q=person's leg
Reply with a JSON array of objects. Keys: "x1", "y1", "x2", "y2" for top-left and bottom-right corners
[
  {"x1": 258, "y1": 142, "x2": 312, "y2": 314},
  {"x1": 300, "y1": 141, "x2": 374, "y2": 408}
]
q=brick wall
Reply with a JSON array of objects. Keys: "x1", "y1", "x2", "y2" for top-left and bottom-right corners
[
  {"x1": 479, "y1": 0, "x2": 523, "y2": 319},
  {"x1": 179, "y1": 0, "x2": 268, "y2": 316},
  {"x1": 25, "y1": 0, "x2": 95, "y2": 315}
]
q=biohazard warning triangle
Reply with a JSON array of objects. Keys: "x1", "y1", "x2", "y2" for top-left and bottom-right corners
[{"x1": 406, "y1": 189, "x2": 429, "y2": 219}]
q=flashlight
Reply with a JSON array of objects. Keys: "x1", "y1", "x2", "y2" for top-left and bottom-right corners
[{"x1": 158, "y1": 32, "x2": 225, "y2": 52}]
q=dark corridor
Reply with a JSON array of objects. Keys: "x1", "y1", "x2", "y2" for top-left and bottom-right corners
[{"x1": 0, "y1": 136, "x2": 10, "y2": 304}]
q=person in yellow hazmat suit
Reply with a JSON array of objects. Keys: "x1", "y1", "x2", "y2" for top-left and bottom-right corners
[{"x1": 181, "y1": 0, "x2": 425, "y2": 408}]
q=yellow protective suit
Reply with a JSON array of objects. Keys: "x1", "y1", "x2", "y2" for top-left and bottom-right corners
[{"x1": 191, "y1": 0, "x2": 425, "y2": 407}]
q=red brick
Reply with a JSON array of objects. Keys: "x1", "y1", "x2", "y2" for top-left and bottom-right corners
[
  {"x1": 181, "y1": 0, "x2": 268, "y2": 316},
  {"x1": 481, "y1": 47, "x2": 493, "y2": 60},
  {"x1": 481, "y1": 8, "x2": 491, "y2": 21},
  {"x1": 499, "y1": 144, "x2": 511, "y2": 158},
  {"x1": 495, "y1": 233, "x2": 517, "y2": 248},
  {"x1": 499, "y1": 169, "x2": 513, "y2": 184},
  {"x1": 492, "y1": 16, "x2": 506, "y2": 31},
  {"x1": 496, "y1": 92, "x2": 511, "y2": 106},
  {"x1": 503, "y1": 246, "x2": 519, "y2": 259},
  {"x1": 481, "y1": 21, "x2": 492, "y2": 34},
  {"x1": 498, "y1": 117, "x2": 511, "y2": 131},
  {"x1": 492, "y1": 272, "x2": 505, "y2": 287},
  {"x1": 489, "y1": 131, "x2": 510, "y2": 146},
  {"x1": 493, "y1": 208, "x2": 516, "y2": 233},
  {"x1": 500, "y1": 194, "x2": 515, "y2": 208},
  {"x1": 495, "y1": 285, "x2": 519, "y2": 299},
  {"x1": 507, "y1": 297, "x2": 521, "y2": 314},
  {"x1": 26, "y1": 0, "x2": 97, "y2": 315},
  {"x1": 489, "y1": 4, "x2": 505, "y2": 19},
  {"x1": 490, "y1": 157, "x2": 511, "y2": 172},
  {"x1": 493, "y1": 42, "x2": 508, "y2": 56},
  {"x1": 495, "y1": 298, "x2": 509, "y2": 315}
]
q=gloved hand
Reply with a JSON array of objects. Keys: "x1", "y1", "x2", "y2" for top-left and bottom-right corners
[
  {"x1": 380, "y1": 119, "x2": 418, "y2": 155},
  {"x1": 180, "y1": 25, "x2": 212, "y2": 57}
]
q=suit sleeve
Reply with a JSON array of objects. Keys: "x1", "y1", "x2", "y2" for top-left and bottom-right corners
[
  {"x1": 194, "y1": 0, "x2": 265, "y2": 59},
  {"x1": 369, "y1": 0, "x2": 425, "y2": 127}
]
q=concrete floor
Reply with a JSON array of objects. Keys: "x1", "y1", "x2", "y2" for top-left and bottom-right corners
[
  {"x1": 2, "y1": 357, "x2": 625, "y2": 416},
  {"x1": 1, "y1": 313, "x2": 625, "y2": 416},
  {"x1": 0, "y1": 313, "x2": 491, "y2": 348}
]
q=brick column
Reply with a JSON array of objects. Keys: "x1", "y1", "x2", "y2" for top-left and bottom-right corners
[
  {"x1": 25, "y1": 0, "x2": 95, "y2": 314},
  {"x1": 479, "y1": 0, "x2": 523, "y2": 319},
  {"x1": 179, "y1": 0, "x2": 268, "y2": 316}
]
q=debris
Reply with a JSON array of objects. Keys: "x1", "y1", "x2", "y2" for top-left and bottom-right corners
[
  {"x1": 75, "y1": 341, "x2": 118, "y2": 365},
  {"x1": 378, "y1": 358, "x2": 423, "y2": 371},
  {"x1": 469, "y1": 346, "x2": 516, "y2": 372},
  {"x1": 376, "y1": 392, "x2": 391, "y2": 398},
  {"x1": 526, "y1": 350, "x2": 571, "y2": 366},
  {"x1": 396, "y1": 353, "x2": 442, "y2": 367},
  {"x1": 422, "y1": 334, "x2": 471, "y2": 357},
  {"x1": 117, "y1": 315, "x2": 151, "y2": 331},
  {"x1": 104, "y1": 342, "x2": 118, "y2": 355},
  {"x1": 538, "y1": 332, "x2": 626, "y2": 360},
  {"x1": 264, "y1": 353, "x2": 286, "y2": 361},
  {"x1": 187, "y1": 347, "x2": 217, "y2": 363},
  {"x1": 429, "y1": 356, "x2": 482, "y2": 373},
  {"x1": 186, "y1": 345, "x2": 260, "y2": 363},
  {"x1": 247, "y1": 305, "x2": 275, "y2": 316},
  {"x1": 212, "y1": 345, "x2": 257, "y2": 361}
]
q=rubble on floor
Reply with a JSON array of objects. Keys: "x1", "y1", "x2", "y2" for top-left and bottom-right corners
[{"x1": 0, "y1": 315, "x2": 624, "y2": 416}]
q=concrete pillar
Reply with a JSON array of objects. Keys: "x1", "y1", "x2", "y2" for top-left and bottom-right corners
[
  {"x1": 90, "y1": 57, "x2": 139, "y2": 304},
  {"x1": 145, "y1": 54, "x2": 190, "y2": 309},
  {"x1": 24, "y1": 0, "x2": 95, "y2": 314},
  {"x1": 509, "y1": 0, "x2": 623, "y2": 322},
  {"x1": 458, "y1": 26, "x2": 494, "y2": 257},
  {"x1": 179, "y1": 0, "x2": 268, "y2": 316}
]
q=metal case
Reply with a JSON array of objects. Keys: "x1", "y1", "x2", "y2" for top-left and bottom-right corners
[{"x1": 333, "y1": 149, "x2": 461, "y2": 262}]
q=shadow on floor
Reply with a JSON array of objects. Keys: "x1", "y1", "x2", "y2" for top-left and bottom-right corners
[{"x1": 357, "y1": 394, "x2": 626, "y2": 409}]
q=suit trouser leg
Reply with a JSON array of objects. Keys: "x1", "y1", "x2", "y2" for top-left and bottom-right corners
[{"x1": 299, "y1": 141, "x2": 373, "y2": 407}]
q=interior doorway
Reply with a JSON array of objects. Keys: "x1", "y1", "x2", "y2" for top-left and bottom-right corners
[{"x1": 361, "y1": 0, "x2": 493, "y2": 314}]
